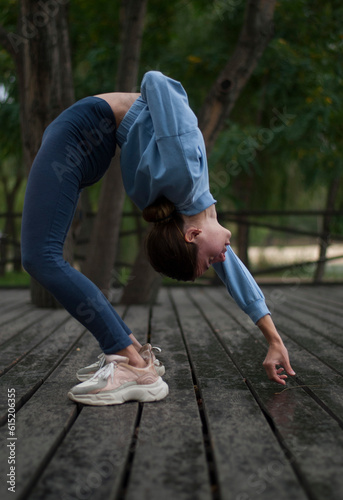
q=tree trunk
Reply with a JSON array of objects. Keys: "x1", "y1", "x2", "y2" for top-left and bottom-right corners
[
  {"x1": 83, "y1": 154, "x2": 126, "y2": 296},
  {"x1": 121, "y1": 227, "x2": 162, "y2": 305},
  {"x1": 84, "y1": 0, "x2": 148, "y2": 296},
  {"x1": 232, "y1": 77, "x2": 268, "y2": 267},
  {"x1": 313, "y1": 176, "x2": 341, "y2": 283},
  {"x1": 16, "y1": 0, "x2": 74, "y2": 170},
  {"x1": 198, "y1": 0, "x2": 276, "y2": 154},
  {"x1": 0, "y1": 0, "x2": 75, "y2": 307}
]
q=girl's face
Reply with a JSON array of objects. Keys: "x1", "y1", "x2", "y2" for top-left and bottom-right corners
[{"x1": 184, "y1": 205, "x2": 231, "y2": 278}]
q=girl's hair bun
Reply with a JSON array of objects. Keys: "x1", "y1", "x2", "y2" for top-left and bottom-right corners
[{"x1": 142, "y1": 196, "x2": 176, "y2": 224}]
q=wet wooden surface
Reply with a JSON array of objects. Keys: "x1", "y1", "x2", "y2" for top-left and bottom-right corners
[{"x1": 0, "y1": 285, "x2": 343, "y2": 500}]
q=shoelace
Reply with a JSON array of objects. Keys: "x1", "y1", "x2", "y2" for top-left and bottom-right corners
[
  {"x1": 96, "y1": 353, "x2": 106, "y2": 369},
  {"x1": 90, "y1": 361, "x2": 117, "y2": 383},
  {"x1": 91, "y1": 346, "x2": 162, "y2": 378},
  {"x1": 152, "y1": 346, "x2": 163, "y2": 366},
  {"x1": 151, "y1": 346, "x2": 162, "y2": 354}
]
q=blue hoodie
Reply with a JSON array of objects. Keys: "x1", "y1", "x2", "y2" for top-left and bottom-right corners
[{"x1": 117, "y1": 71, "x2": 270, "y2": 323}]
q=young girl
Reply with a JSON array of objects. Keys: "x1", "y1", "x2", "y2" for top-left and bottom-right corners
[{"x1": 21, "y1": 71, "x2": 295, "y2": 406}]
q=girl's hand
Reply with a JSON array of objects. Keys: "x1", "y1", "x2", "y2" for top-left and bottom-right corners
[
  {"x1": 263, "y1": 342, "x2": 296, "y2": 385},
  {"x1": 256, "y1": 314, "x2": 296, "y2": 385}
]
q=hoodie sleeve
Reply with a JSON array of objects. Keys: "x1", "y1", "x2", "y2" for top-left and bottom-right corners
[
  {"x1": 212, "y1": 246, "x2": 270, "y2": 324},
  {"x1": 140, "y1": 71, "x2": 197, "y2": 138},
  {"x1": 139, "y1": 71, "x2": 216, "y2": 215}
]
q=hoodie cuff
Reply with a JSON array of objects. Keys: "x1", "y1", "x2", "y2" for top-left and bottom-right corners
[
  {"x1": 116, "y1": 97, "x2": 146, "y2": 148},
  {"x1": 243, "y1": 299, "x2": 271, "y2": 324}
]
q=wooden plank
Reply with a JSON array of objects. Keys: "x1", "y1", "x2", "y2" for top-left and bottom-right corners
[
  {"x1": 30, "y1": 404, "x2": 138, "y2": 500},
  {"x1": 206, "y1": 286, "x2": 343, "y2": 422},
  {"x1": 303, "y1": 285, "x2": 343, "y2": 302},
  {"x1": 123, "y1": 304, "x2": 150, "y2": 345},
  {"x1": 273, "y1": 285, "x2": 343, "y2": 311},
  {"x1": 204, "y1": 286, "x2": 343, "y2": 500},
  {"x1": 18, "y1": 338, "x2": 138, "y2": 500},
  {"x1": 0, "y1": 302, "x2": 133, "y2": 500},
  {"x1": 0, "y1": 309, "x2": 69, "y2": 376},
  {"x1": 25, "y1": 305, "x2": 144, "y2": 500},
  {"x1": 0, "y1": 289, "x2": 29, "y2": 312},
  {"x1": 282, "y1": 286, "x2": 343, "y2": 312},
  {"x1": 249, "y1": 323, "x2": 343, "y2": 426},
  {"x1": 263, "y1": 287, "x2": 343, "y2": 342},
  {"x1": 281, "y1": 288, "x2": 343, "y2": 326},
  {"x1": 0, "y1": 330, "x2": 108, "y2": 500},
  {"x1": 171, "y1": 287, "x2": 307, "y2": 500},
  {"x1": 261, "y1": 301, "x2": 343, "y2": 375},
  {"x1": 125, "y1": 288, "x2": 212, "y2": 500},
  {"x1": 0, "y1": 303, "x2": 38, "y2": 332},
  {"x1": 0, "y1": 346, "x2": 82, "y2": 500},
  {"x1": 0, "y1": 316, "x2": 86, "y2": 424},
  {"x1": 0, "y1": 308, "x2": 56, "y2": 350},
  {"x1": 124, "y1": 297, "x2": 151, "y2": 329}
]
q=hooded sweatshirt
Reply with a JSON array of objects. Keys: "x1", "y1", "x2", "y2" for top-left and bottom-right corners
[{"x1": 116, "y1": 71, "x2": 270, "y2": 323}]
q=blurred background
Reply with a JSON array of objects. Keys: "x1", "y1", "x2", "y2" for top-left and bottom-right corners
[{"x1": 0, "y1": 0, "x2": 342, "y2": 306}]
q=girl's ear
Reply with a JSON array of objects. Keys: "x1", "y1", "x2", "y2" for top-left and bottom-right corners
[{"x1": 184, "y1": 227, "x2": 202, "y2": 243}]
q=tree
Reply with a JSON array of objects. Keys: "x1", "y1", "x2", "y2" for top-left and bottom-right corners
[
  {"x1": 0, "y1": 77, "x2": 23, "y2": 275},
  {"x1": 314, "y1": 176, "x2": 341, "y2": 282},
  {"x1": 0, "y1": 0, "x2": 74, "y2": 306},
  {"x1": 83, "y1": 0, "x2": 149, "y2": 298},
  {"x1": 206, "y1": 0, "x2": 343, "y2": 276},
  {"x1": 197, "y1": 0, "x2": 276, "y2": 152}
]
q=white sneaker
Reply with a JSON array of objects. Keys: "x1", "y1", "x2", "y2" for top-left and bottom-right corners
[
  {"x1": 68, "y1": 346, "x2": 169, "y2": 406},
  {"x1": 76, "y1": 344, "x2": 165, "y2": 381}
]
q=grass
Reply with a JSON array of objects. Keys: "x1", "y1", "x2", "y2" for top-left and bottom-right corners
[{"x1": 0, "y1": 271, "x2": 30, "y2": 287}]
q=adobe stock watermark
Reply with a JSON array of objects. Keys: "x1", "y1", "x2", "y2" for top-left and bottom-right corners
[
  {"x1": 235, "y1": 437, "x2": 308, "y2": 500},
  {"x1": 7, "y1": 388, "x2": 17, "y2": 494},
  {"x1": 63, "y1": 457, "x2": 117, "y2": 500},
  {"x1": 7, "y1": 0, "x2": 70, "y2": 54},
  {"x1": 210, "y1": 107, "x2": 296, "y2": 197}
]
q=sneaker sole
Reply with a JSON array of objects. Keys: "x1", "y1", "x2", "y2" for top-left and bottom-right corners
[
  {"x1": 76, "y1": 364, "x2": 165, "y2": 382},
  {"x1": 76, "y1": 372, "x2": 95, "y2": 382},
  {"x1": 68, "y1": 379, "x2": 169, "y2": 406}
]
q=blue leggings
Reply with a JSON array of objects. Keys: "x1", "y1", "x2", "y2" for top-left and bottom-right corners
[{"x1": 21, "y1": 97, "x2": 132, "y2": 354}]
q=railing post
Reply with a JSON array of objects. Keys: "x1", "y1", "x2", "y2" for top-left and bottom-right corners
[
  {"x1": 0, "y1": 234, "x2": 8, "y2": 276},
  {"x1": 313, "y1": 177, "x2": 340, "y2": 283},
  {"x1": 236, "y1": 214, "x2": 250, "y2": 268}
]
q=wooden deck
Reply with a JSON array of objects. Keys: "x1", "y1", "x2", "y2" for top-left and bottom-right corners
[{"x1": 1, "y1": 284, "x2": 343, "y2": 500}]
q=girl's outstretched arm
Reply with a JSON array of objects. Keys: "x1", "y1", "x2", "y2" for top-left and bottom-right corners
[{"x1": 257, "y1": 314, "x2": 296, "y2": 385}]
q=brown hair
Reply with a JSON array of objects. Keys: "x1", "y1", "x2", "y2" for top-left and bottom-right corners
[{"x1": 142, "y1": 196, "x2": 198, "y2": 281}]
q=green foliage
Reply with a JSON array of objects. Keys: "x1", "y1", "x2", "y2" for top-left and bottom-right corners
[
  {"x1": 140, "y1": 0, "x2": 245, "y2": 109},
  {"x1": 0, "y1": 270, "x2": 30, "y2": 287},
  {"x1": 69, "y1": 0, "x2": 121, "y2": 97},
  {"x1": 209, "y1": 0, "x2": 343, "y2": 214}
]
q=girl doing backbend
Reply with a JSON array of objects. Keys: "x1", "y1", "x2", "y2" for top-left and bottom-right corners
[{"x1": 21, "y1": 71, "x2": 295, "y2": 406}]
